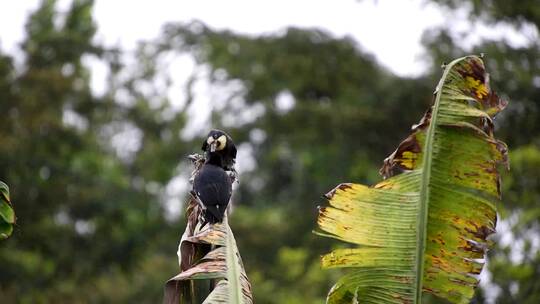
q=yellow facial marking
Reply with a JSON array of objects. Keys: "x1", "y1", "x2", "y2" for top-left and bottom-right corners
[{"x1": 216, "y1": 135, "x2": 227, "y2": 151}]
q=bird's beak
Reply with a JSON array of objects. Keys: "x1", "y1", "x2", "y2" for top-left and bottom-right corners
[
  {"x1": 207, "y1": 136, "x2": 217, "y2": 152},
  {"x1": 210, "y1": 141, "x2": 217, "y2": 152}
]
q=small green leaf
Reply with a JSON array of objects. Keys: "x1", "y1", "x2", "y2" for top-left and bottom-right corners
[
  {"x1": 0, "y1": 181, "x2": 9, "y2": 198},
  {"x1": 0, "y1": 200, "x2": 15, "y2": 224},
  {"x1": 0, "y1": 181, "x2": 15, "y2": 239},
  {"x1": 0, "y1": 221, "x2": 14, "y2": 240}
]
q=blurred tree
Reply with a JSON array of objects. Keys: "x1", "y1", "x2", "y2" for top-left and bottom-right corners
[{"x1": 0, "y1": 0, "x2": 191, "y2": 302}]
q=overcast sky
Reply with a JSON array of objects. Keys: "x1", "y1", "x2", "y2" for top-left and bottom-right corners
[
  {"x1": 0, "y1": 0, "x2": 449, "y2": 76},
  {"x1": 2, "y1": 0, "x2": 535, "y2": 93}
]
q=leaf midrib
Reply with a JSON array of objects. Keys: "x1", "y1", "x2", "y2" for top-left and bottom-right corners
[
  {"x1": 226, "y1": 224, "x2": 244, "y2": 304},
  {"x1": 413, "y1": 57, "x2": 465, "y2": 303}
]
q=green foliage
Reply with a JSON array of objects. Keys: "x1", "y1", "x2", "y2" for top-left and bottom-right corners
[
  {"x1": 431, "y1": 0, "x2": 540, "y2": 28},
  {"x1": 0, "y1": 1, "x2": 185, "y2": 302}
]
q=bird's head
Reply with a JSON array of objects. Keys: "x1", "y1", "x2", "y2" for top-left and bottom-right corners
[{"x1": 202, "y1": 129, "x2": 237, "y2": 166}]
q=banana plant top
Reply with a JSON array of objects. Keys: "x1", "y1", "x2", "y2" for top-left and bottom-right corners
[
  {"x1": 164, "y1": 154, "x2": 252, "y2": 304},
  {"x1": 316, "y1": 56, "x2": 508, "y2": 304}
]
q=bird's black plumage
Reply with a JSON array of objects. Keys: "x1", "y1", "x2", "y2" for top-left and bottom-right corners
[
  {"x1": 193, "y1": 163, "x2": 232, "y2": 224},
  {"x1": 193, "y1": 129, "x2": 237, "y2": 224}
]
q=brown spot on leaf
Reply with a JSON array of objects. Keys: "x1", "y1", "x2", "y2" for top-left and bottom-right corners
[
  {"x1": 465, "y1": 225, "x2": 496, "y2": 240},
  {"x1": 449, "y1": 278, "x2": 476, "y2": 287},
  {"x1": 379, "y1": 107, "x2": 433, "y2": 179},
  {"x1": 483, "y1": 165, "x2": 496, "y2": 174},
  {"x1": 456, "y1": 57, "x2": 486, "y2": 84},
  {"x1": 411, "y1": 107, "x2": 433, "y2": 131},
  {"x1": 460, "y1": 239, "x2": 486, "y2": 253},
  {"x1": 380, "y1": 134, "x2": 422, "y2": 178},
  {"x1": 463, "y1": 171, "x2": 480, "y2": 178},
  {"x1": 457, "y1": 58, "x2": 508, "y2": 118},
  {"x1": 496, "y1": 140, "x2": 509, "y2": 170},
  {"x1": 485, "y1": 90, "x2": 508, "y2": 117}
]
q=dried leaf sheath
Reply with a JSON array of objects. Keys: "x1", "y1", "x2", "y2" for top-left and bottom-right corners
[{"x1": 317, "y1": 56, "x2": 508, "y2": 304}]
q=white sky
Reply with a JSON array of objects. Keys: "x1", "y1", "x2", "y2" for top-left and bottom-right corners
[
  {"x1": 91, "y1": 0, "x2": 449, "y2": 76},
  {"x1": 1, "y1": 0, "x2": 536, "y2": 73},
  {"x1": 1, "y1": 0, "x2": 535, "y2": 93},
  {"x1": 1, "y1": 0, "x2": 449, "y2": 76}
]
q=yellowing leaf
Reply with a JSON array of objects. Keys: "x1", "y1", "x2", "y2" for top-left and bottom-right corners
[{"x1": 317, "y1": 56, "x2": 507, "y2": 304}]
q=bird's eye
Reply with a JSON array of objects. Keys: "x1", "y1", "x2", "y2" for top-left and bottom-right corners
[{"x1": 216, "y1": 135, "x2": 227, "y2": 151}]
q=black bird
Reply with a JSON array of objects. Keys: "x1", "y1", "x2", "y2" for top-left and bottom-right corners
[{"x1": 193, "y1": 129, "x2": 237, "y2": 224}]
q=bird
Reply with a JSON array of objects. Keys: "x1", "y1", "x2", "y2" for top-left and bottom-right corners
[{"x1": 193, "y1": 129, "x2": 237, "y2": 224}]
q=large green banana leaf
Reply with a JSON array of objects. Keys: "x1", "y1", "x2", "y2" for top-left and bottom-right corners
[
  {"x1": 316, "y1": 56, "x2": 508, "y2": 304},
  {"x1": 0, "y1": 181, "x2": 15, "y2": 240}
]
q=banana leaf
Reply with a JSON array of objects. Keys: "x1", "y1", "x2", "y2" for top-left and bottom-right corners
[
  {"x1": 0, "y1": 181, "x2": 15, "y2": 240},
  {"x1": 316, "y1": 56, "x2": 508, "y2": 304}
]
